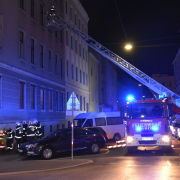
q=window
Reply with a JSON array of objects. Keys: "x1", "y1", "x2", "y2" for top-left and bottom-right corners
[
  {"x1": 86, "y1": 50, "x2": 88, "y2": 62},
  {"x1": 60, "y1": 58, "x2": 64, "y2": 77},
  {"x1": 48, "y1": 50, "x2": 52, "y2": 72},
  {"x1": 80, "y1": 70, "x2": 82, "y2": 83},
  {"x1": 31, "y1": 84, "x2": 36, "y2": 110},
  {"x1": 61, "y1": 92, "x2": 64, "y2": 111},
  {"x1": 66, "y1": 31, "x2": 69, "y2": 46},
  {"x1": 91, "y1": 64, "x2": 93, "y2": 76},
  {"x1": 74, "y1": 14, "x2": 77, "y2": 25},
  {"x1": 79, "y1": 44, "x2": 81, "y2": 56},
  {"x1": 55, "y1": 55, "x2": 58, "y2": 75},
  {"x1": 107, "y1": 117, "x2": 123, "y2": 125},
  {"x1": 19, "y1": 31, "x2": 24, "y2": 59},
  {"x1": 65, "y1": 1, "x2": 68, "y2": 15},
  {"x1": 80, "y1": 96, "x2": 82, "y2": 110},
  {"x1": 75, "y1": 40, "x2": 78, "y2": 53},
  {"x1": 84, "y1": 97, "x2": 85, "y2": 111},
  {"x1": 76, "y1": 67, "x2": 78, "y2": 81},
  {"x1": 83, "y1": 48, "x2": 84, "y2": 59},
  {"x1": 19, "y1": 0, "x2": 25, "y2": 11},
  {"x1": 31, "y1": 39, "x2": 35, "y2": 64},
  {"x1": 72, "y1": 64, "x2": 74, "y2": 79},
  {"x1": 40, "y1": 3, "x2": 44, "y2": 26},
  {"x1": 67, "y1": 92, "x2": 70, "y2": 102},
  {"x1": 86, "y1": 74, "x2": 88, "y2": 86},
  {"x1": 83, "y1": 72, "x2": 85, "y2": 85},
  {"x1": 83, "y1": 119, "x2": 93, "y2": 127},
  {"x1": 56, "y1": 91, "x2": 59, "y2": 111},
  {"x1": 67, "y1": 61, "x2": 69, "y2": 77},
  {"x1": 41, "y1": 88, "x2": 45, "y2": 110},
  {"x1": 71, "y1": 36, "x2": 73, "y2": 50},
  {"x1": 40, "y1": 45, "x2": 44, "y2": 68},
  {"x1": 60, "y1": 30, "x2": 63, "y2": 43},
  {"x1": 70, "y1": 8, "x2": 73, "y2": 21},
  {"x1": 82, "y1": 24, "x2": 84, "y2": 32},
  {"x1": 95, "y1": 118, "x2": 106, "y2": 126},
  {"x1": 30, "y1": 0, "x2": 35, "y2": 19},
  {"x1": 78, "y1": 19, "x2": 80, "y2": 30},
  {"x1": 49, "y1": 90, "x2": 53, "y2": 111},
  {"x1": 19, "y1": 81, "x2": 25, "y2": 109}
]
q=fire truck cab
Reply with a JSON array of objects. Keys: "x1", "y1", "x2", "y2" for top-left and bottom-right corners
[{"x1": 122, "y1": 99, "x2": 173, "y2": 152}]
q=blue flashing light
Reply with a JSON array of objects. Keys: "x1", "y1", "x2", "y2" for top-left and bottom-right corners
[
  {"x1": 126, "y1": 95, "x2": 135, "y2": 102},
  {"x1": 152, "y1": 125, "x2": 159, "y2": 132},
  {"x1": 135, "y1": 126, "x2": 142, "y2": 132}
]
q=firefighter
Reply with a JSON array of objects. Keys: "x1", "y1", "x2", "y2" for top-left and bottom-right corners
[
  {"x1": 0, "y1": 130, "x2": 6, "y2": 152},
  {"x1": 22, "y1": 121, "x2": 28, "y2": 143},
  {"x1": 15, "y1": 122, "x2": 23, "y2": 149},
  {"x1": 6, "y1": 127, "x2": 15, "y2": 150},
  {"x1": 33, "y1": 119, "x2": 42, "y2": 139},
  {"x1": 27, "y1": 121, "x2": 36, "y2": 141}
]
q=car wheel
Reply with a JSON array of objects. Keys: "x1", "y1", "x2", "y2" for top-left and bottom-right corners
[
  {"x1": 113, "y1": 133, "x2": 121, "y2": 142},
  {"x1": 41, "y1": 147, "x2": 53, "y2": 160},
  {"x1": 89, "y1": 143, "x2": 100, "y2": 154}
]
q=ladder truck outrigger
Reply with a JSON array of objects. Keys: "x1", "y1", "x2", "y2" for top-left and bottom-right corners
[{"x1": 46, "y1": 6, "x2": 180, "y2": 152}]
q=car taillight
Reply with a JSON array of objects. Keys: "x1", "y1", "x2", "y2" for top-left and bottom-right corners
[{"x1": 100, "y1": 134, "x2": 105, "y2": 139}]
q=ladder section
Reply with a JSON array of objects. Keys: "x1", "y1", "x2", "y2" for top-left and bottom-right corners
[{"x1": 46, "y1": 11, "x2": 180, "y2": 107}]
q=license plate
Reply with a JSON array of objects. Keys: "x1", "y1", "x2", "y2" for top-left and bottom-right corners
[
  {"x1": 18, "y1": 149, "x2": 23, "y2": 153},
  {"x1": 142, "y1": 137, "x2": 153, "y2": 140}
]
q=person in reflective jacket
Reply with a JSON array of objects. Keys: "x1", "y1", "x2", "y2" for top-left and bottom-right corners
[
  {"x1": 6, "y1": 127, "x2": 15, "y2": 150},
  {"x1": 33, "y1": 119, "x2": 42, "y2": 139},
  {"x1": 22, "y1": 121, "x2": 28, "y2": 143},
  {"x1": 15, "y1": 122, "x2": 23, "y2": 149},
  {"x1": 27, "y1": 121, "x2": 36, "y2": 141}
]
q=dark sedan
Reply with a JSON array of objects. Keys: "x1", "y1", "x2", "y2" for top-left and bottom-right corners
[{"x1": 18, "y1": 128, "x2": 106, "y2": 159}]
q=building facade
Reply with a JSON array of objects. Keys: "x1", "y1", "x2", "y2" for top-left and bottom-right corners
[{"x1": 173, "y1": 48, "x2": 180, "y2": 95}]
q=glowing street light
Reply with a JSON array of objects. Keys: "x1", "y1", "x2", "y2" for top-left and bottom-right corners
[{"x1": 125, "y1": 44, "x2": 132, "y2": 50}]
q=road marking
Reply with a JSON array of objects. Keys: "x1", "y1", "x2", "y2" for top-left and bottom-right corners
[{"x1": 167, "y1": 161, "x2": 171, "y2": 166}]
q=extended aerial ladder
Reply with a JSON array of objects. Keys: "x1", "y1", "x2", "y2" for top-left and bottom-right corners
[{"x1": 46, "y1": 7, "x2": 180, "y2": 115}]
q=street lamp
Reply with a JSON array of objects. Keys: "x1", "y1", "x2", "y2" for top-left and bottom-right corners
[{"x1": 125, "y1": 44, "x2": 132, "y2": 50}]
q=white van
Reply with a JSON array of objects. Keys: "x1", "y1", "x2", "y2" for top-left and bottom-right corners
[{"x1": 74, "y1": 112, "x2": 125, "y2": 141}]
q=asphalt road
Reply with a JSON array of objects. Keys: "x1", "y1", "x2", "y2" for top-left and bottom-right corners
[{"x1": 1, "y1": 137, "x2": 180, "y2": 180}]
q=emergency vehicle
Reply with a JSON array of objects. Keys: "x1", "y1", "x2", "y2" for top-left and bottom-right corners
[{"x1": 46, "y1": 7, "x2": 180, "y2": 152}]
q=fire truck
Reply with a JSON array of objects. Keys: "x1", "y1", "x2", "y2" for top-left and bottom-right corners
[{"x1": 46, "y1": 7, "x2": 180, "y2": 152}]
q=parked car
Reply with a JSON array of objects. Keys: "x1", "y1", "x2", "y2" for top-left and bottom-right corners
[
  {"x1": 81, "y1": 127, "x2": 108, "y2": 142},
  {"x1": 171, "y1": 123, "x2": 180, "y2": 137},
  {"x1": 18, "y1": 128, "x2": 106, "y2": 159}
]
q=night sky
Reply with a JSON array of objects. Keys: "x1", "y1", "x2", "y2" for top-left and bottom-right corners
[{"x1": 80, "y1": 0, "x2": 180, "y2": 77}]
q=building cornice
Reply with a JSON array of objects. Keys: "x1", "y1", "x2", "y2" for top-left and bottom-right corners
[
  {"x1": 66, "y1": 82, "x2": 89, "y2": 94},
  {"x1": 89, "y1": 52, "x2": 100, "y2": 63},
  {"x1": 73, "y1": 0, "x2": 89, "y2": 22},
  {"x1": 0, "y1": 62, "x2": 66, "y2": 88}
]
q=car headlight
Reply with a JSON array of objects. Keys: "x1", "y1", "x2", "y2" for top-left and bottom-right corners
[
  {"x1": 26, "y1": 143, "x2": 38, "y2": 148},
  {"x1": 162, "y1": 136, "x2": 170, "y2": 142},
  {"x1": 127, "y1": 136, "x2": 133, "y2": 143}
]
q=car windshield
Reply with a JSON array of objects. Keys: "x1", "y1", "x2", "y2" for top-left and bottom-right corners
[
  {"x1": 127, "y1": 102, "x2": 165, "y2": 119},
  {"x1": 74, "y1": 119, "x2": 86, "y2": 127},
  {"x1": 42, "y1": 130, "x2": 62, "y2": 139}
]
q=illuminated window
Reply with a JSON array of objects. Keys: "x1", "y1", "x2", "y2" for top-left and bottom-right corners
[
  {"x1": 19, "y1": 81, "x2": 25, "y2": 109},
  {"x1": 31, "y1": 84, "x2": 36, "y2": 110},
  {"x1": 40, "y1": 88, "x2": 45, "y2": 110}
]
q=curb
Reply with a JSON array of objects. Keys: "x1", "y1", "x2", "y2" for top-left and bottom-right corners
[{"x1": 0, "y1": 159, "x2": 93, "y2": 176}]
